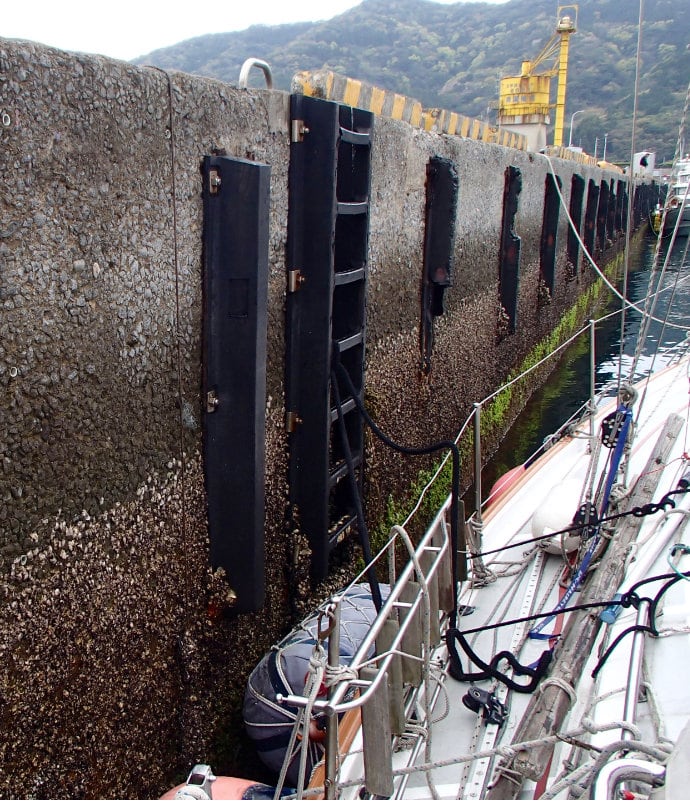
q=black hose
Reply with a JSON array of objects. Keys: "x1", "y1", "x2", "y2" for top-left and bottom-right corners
[
  {"x1": 330, "y1": 364, "x2": 383, "y2": 612},
  {"x1": 332, "y1": 344, "x2": 462, "y2": 627}
]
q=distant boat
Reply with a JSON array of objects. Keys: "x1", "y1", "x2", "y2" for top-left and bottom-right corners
[{"x1": 658, "y1": 155, "x2": 690, "y2": 237}]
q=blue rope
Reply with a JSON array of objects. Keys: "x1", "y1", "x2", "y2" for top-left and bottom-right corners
[{"x1": 529, "y1": 406, "x2": 633, "y2": 639}]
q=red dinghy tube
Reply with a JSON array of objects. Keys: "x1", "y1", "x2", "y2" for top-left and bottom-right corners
[
  {"x1": 161, "y1": 764, "x2": 277, "y2": 800},
  {"x1": 486, "y1": 464, "x2": 525, "y2": 507}
]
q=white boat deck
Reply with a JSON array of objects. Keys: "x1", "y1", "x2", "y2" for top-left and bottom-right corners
[{"x1": 330, "y1": 355, "x2": 690, "y2": 800}]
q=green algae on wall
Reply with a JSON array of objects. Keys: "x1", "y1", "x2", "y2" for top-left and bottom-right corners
[{"x1": 368, "y1": 244, "x2": 629, "y2": 558}]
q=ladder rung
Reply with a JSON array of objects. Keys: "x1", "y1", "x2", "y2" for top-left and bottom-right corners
[
  {"x1": 336, "y1": 332, "x2": 364, "y2": 352},
  {"x1": 329, "y1": 461, "x2": 349, "y2": 486},
  {"x1": 328, "y1": 513, "x2": 358, "y2": 547},
  {"x1": 340, "y1": 127, "x2": 371, "y2": 146},
  {"x1": 329, "y1": 454, "x2": 362, "y2": 488},
  {"x1": 337, "y1": 201, "x2": 369, "y2": 216},
  {"x1": 334, "y1": 267, "x2": 366, "y2": 286},
  {"x1": 330, "y1": 396, "x2": 356, "y2": 422}
]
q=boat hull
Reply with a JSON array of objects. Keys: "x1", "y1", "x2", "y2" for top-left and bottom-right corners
[
  {"x1": 662, "y1": 156, "x2": 690, "y2": 236},
  {"x1": 663, "y1": 199, "x2": 690, "y2": 236}
]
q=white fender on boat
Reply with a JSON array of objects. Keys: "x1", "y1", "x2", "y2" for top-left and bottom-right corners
[{"x1": 531, "y1": 479, "x2": 584, "y2": 554}]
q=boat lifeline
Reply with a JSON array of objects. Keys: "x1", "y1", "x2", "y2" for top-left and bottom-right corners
[
  {"x1": 164, "y1": 227, "x2": 690, "y2": 800},
  {"x1": 240, "y1": 299, "x2": 690, "y2": 800}
]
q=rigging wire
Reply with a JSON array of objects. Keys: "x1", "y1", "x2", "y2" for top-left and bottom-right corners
[
  {"x1": 618, "y1": 0, "x2": 646, "y2": 392},
  {"x1": 631, "y1": 77, "x2": 690, "y2": 425},
  {"x1": 540, "y1": 151, "x2": 690, "y2": 333}
]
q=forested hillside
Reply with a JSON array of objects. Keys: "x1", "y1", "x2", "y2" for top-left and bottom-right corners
[{"x1": 135, "y1": 0, "x2": 689, "y2": 164}]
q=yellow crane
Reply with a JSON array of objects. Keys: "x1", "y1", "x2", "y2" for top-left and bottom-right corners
[{"x1": 497, "y1": 5, "x2": 577, "y2": 150}]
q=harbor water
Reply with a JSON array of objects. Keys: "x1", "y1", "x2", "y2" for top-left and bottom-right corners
[{"x1": 482, "y1": 232, "x2": 690, "y2": 495}]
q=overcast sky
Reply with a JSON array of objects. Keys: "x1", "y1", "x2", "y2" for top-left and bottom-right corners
[{"x1": 3, "y1": 0, "x2": 509, "y2": 62}]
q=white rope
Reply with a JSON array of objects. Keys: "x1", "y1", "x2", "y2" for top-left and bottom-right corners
[
  {"x1": 581, "y1": 715, "x2": 642, "y2": 740},
  {"x1": 564, "y1": 739, "x2": 672, "y2": 800},
  {"x1": 541, "y1": 676, "x2": 577, "y2": 706},
  {"x1": 324, "y1": 663, "x2": 358, "y2": 687},
  {"x1": 538, "y1": 761, "x2": 595, "y2": 800},
  {"x1": 625, "y1": 507, "x2": 690, "y2": 571},
  {"x1": 427, "y1": 664, "x2": 451, "y2": 726},
  {"x1": 297, "y1": 648, "x2": 327, "y2": 795},
  {"x1": 641, "y1": 666, "x2": 671, "y2": 747},
  {"x1": 312, "y1": 719, "x2": 651, "y2": 794},
  {"x1": 273, "y1": 645, "x2": 326, "y2": 800}
]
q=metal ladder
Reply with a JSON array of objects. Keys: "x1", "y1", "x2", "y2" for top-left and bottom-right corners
[{"x1": 286, "y1": 94, "x2": 374, "y2": 581}]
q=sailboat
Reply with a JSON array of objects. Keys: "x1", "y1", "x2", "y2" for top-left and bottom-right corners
[
  {"x1": 235, "y1": 244, "x2": 690, "y2": 801},
  {"x1": 164, "y1": 224, "x2": 690, "y2": 801}
]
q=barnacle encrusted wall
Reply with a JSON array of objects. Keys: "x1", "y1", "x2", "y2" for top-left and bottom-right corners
[
  {"x1": 0, "y1": 38, "x2": 626, "y2": 797},
  {"x1": 0, "y1": 42, "x2": 293, "y2": 797}
]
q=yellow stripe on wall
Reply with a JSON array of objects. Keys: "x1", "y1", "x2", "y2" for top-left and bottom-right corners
[
  {"x1": 343, "y1": 79, "x2": 362, "y2": 107},
  {"x1": 370, "y1": 86, "x2": 386, "y2": 115},
  {"x1": 409, "y1": 103, "x2": 423, "y2": 127},
  {"x1": 391, "y1": 94, "x2": 406, "y2": 119}
]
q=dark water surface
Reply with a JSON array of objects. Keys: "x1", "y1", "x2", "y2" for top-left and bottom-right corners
[{"x1": 481, "y1": 233, "x2": 690, "y2": 496}]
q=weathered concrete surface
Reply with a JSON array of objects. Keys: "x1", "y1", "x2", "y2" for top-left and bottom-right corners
[{"x1": 0, "y1": 38, "x2": 633, "y2": 797}]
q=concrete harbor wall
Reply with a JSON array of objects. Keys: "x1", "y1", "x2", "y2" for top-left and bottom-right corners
[{"x1": 0, "y1": 39, "x2": 645, "y2": 797}]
